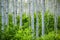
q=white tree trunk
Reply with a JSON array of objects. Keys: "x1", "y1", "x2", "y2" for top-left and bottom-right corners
[
  {"x1": 0, "y1": 1, "x2": 1, "y2": 13},
  {"x1": 12, "y1": 0, "x2": 15, "y2": 24},
  {"x1": 20, "y1": 0, "x2": 23, "y2": 26},
  {"x1": 16, "y1": 0, "x2": 17, "y2": 15},
  {"x1": 5, "y1": 0, "x2": 9, "y2": 25},
  {"x1": 41, "y1": 0, "x2": 45, "y2": 36},
  {"x1": 14, "y1": 0, "x2": 17, "y2": 25},
  {"x1": 54, "y1": 0, "x2": 58, "y2": 35},
  {"x1": 1, "y1": 0, "x2": 4, "y2": 31},
  {"x1": 36, "y1": 0, "x2": 39, "y2": 38},
  {"x1": 31, "y1": 0, "x2": 34, "y2": 39},
  {"x1": 28, "y1": 0, "x2": 31, "y2": 27}
]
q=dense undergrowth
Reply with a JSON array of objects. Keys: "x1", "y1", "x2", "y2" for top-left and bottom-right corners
[{"x1": 0, "y1": 11, "x2": 60, "y2": 40}]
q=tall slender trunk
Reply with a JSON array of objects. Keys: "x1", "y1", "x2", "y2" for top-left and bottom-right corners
[
  {"x1": 12, "y1": 0, "x2": 15, "y2": 24},
  {"x1": 5, "y1": 0, "x2": 9, "y2": 25},
  {"x1": 41, "y1": 0, "x2": 45, "y2": 36},
  {"x1": 1, "y1": 0, "x2": 4, "y2": 31},
  {"x1": 0, "y1": 1, "x2": 1, "y2": 13},
  {"x1": 20, "y1": 0, "x2": 23, "y2": 26},
  {"x1": 28, "y1": 0, "x2": 31, "y2": 27},
  {"x1": 31, "y1": 0, "x2": 34, "y2": 39},
  {"x1": 16, "y1": 0, "x2": 17, "y2": 15},
  {"x1": 54, "y1": 0, "x2": 58, "y2": 35},
  {"x1": 14, "y1": 0, "x2": 17, "y2": 25},
  {"x1": 36, "y1": 0, "x2": 39, "y2": 38}
]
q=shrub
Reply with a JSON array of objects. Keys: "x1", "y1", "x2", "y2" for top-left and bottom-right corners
[
  {"x1": 0, "y1": 11, "x2": 60, "y2": 40},
  {"x1": 36, "y1": 30, "x2": 60, "y2": 40},
  {"x1": 12, "y1": 27, "x2": 32, "y2": 40}
]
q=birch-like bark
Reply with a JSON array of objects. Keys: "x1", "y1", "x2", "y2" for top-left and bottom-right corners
[
  {"x1": 28, "y1": 0, "x2": 31, "y2": 27},
  {"x1": 1, "y1": 0, "x2": 4, "y2": 31},
  {"x1": 0, "y1": 1, "x2": 1, "y2": 13},
  {"x1": 12, "y1": 0, "x2": 15, "y2": 24},
  {"x1": 20, "y1": 0, "x2": 23, "y2": 26},
  {"x1": 15, "y1": 0, "x2": 17, "y2": 15},
  {"x1": 54, "y1": 0, "x2": 58, "y2": 35},
  {"x1": 41, "y1": 0, "x2": 45, "y2": 36},
  {"x1": 30, "y1": 0, "x2": 34, "y2": 39},
  {"x1": 36, "y1": 0, "x2": 39, "y2": 38},
  {"x1": 47, "y1": 0, "x2": 50, "y2": 34},
  {"x1": 39, "y1": 0, "x2": 41, "y2": 11},
  {"x1": 5, "y1": 0, "x2": 9, "y2": 25},
  {"x1": 14, "y1": 0, "x2": 17, "y2": 25}
]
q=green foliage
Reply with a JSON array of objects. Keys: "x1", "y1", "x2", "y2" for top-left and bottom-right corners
[
  {"x1": 37, "y1": 31, "x2": 55, "y2": 40},
  {"x1": 0, "y1": 14, "x2": 2, "y2": 39},
  {"x1": 56, "y1": 30, "x2": 60, "y2": 40},
  {"x1": 36, "y1": 30, "x2": 60, "y2": 40},
  {"x1": 0, "y1": 11, "x2": 60, "y2": 40},
  {"x1": 22, "y1": 13, "x2": 29, "y2": 28},
  {"x1": 58, "y1": 16, "x2": 60, "y2": 30},
  {"x1": 12, "y1": 27, "x2": 32, "y2": 40},
  {"x1": 44, "y1": 11, "x2": 54, "y2": 34},
  {"x1": 38, "y1": 11, "x2": 54, "y2": 36},
  {"x1": 16, "y1": 15, "x2": 20, "y2": 26},
  {"x1": 1, "y1": 14, "x2": 17, "y2": 40}
]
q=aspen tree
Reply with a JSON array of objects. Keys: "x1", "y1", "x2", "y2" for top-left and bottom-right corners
[
  {"x1": 1, "y1": 0, "x2": 4, "y2": 31},
  {"x1": 5, "y1": 0, "x2": 9, "y2": 25},
  {"x1": 20, "y1": 0, "x2": 23, "y2": 26},
  {"x1": 41, "y1": 0, "x2": 45, "y2": 36},
  {"x1": 30, "y1": 0, "x2": 34, "y2": 39},
  {"x1": 28, "y1": 0, "x2": 31, "y2": 27},
  {"x1": 12, "y1": 0, "x2": 15, "y2": 24},
  {"x1": 54, "y1": 0, "x2": 58, "y2": 35},
  {"x1": 36, "y1": 0, "x2": 39, "y2": 38},
  {"x1": 14, "y1": 0, "x2": 17, "y2": 25}
]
